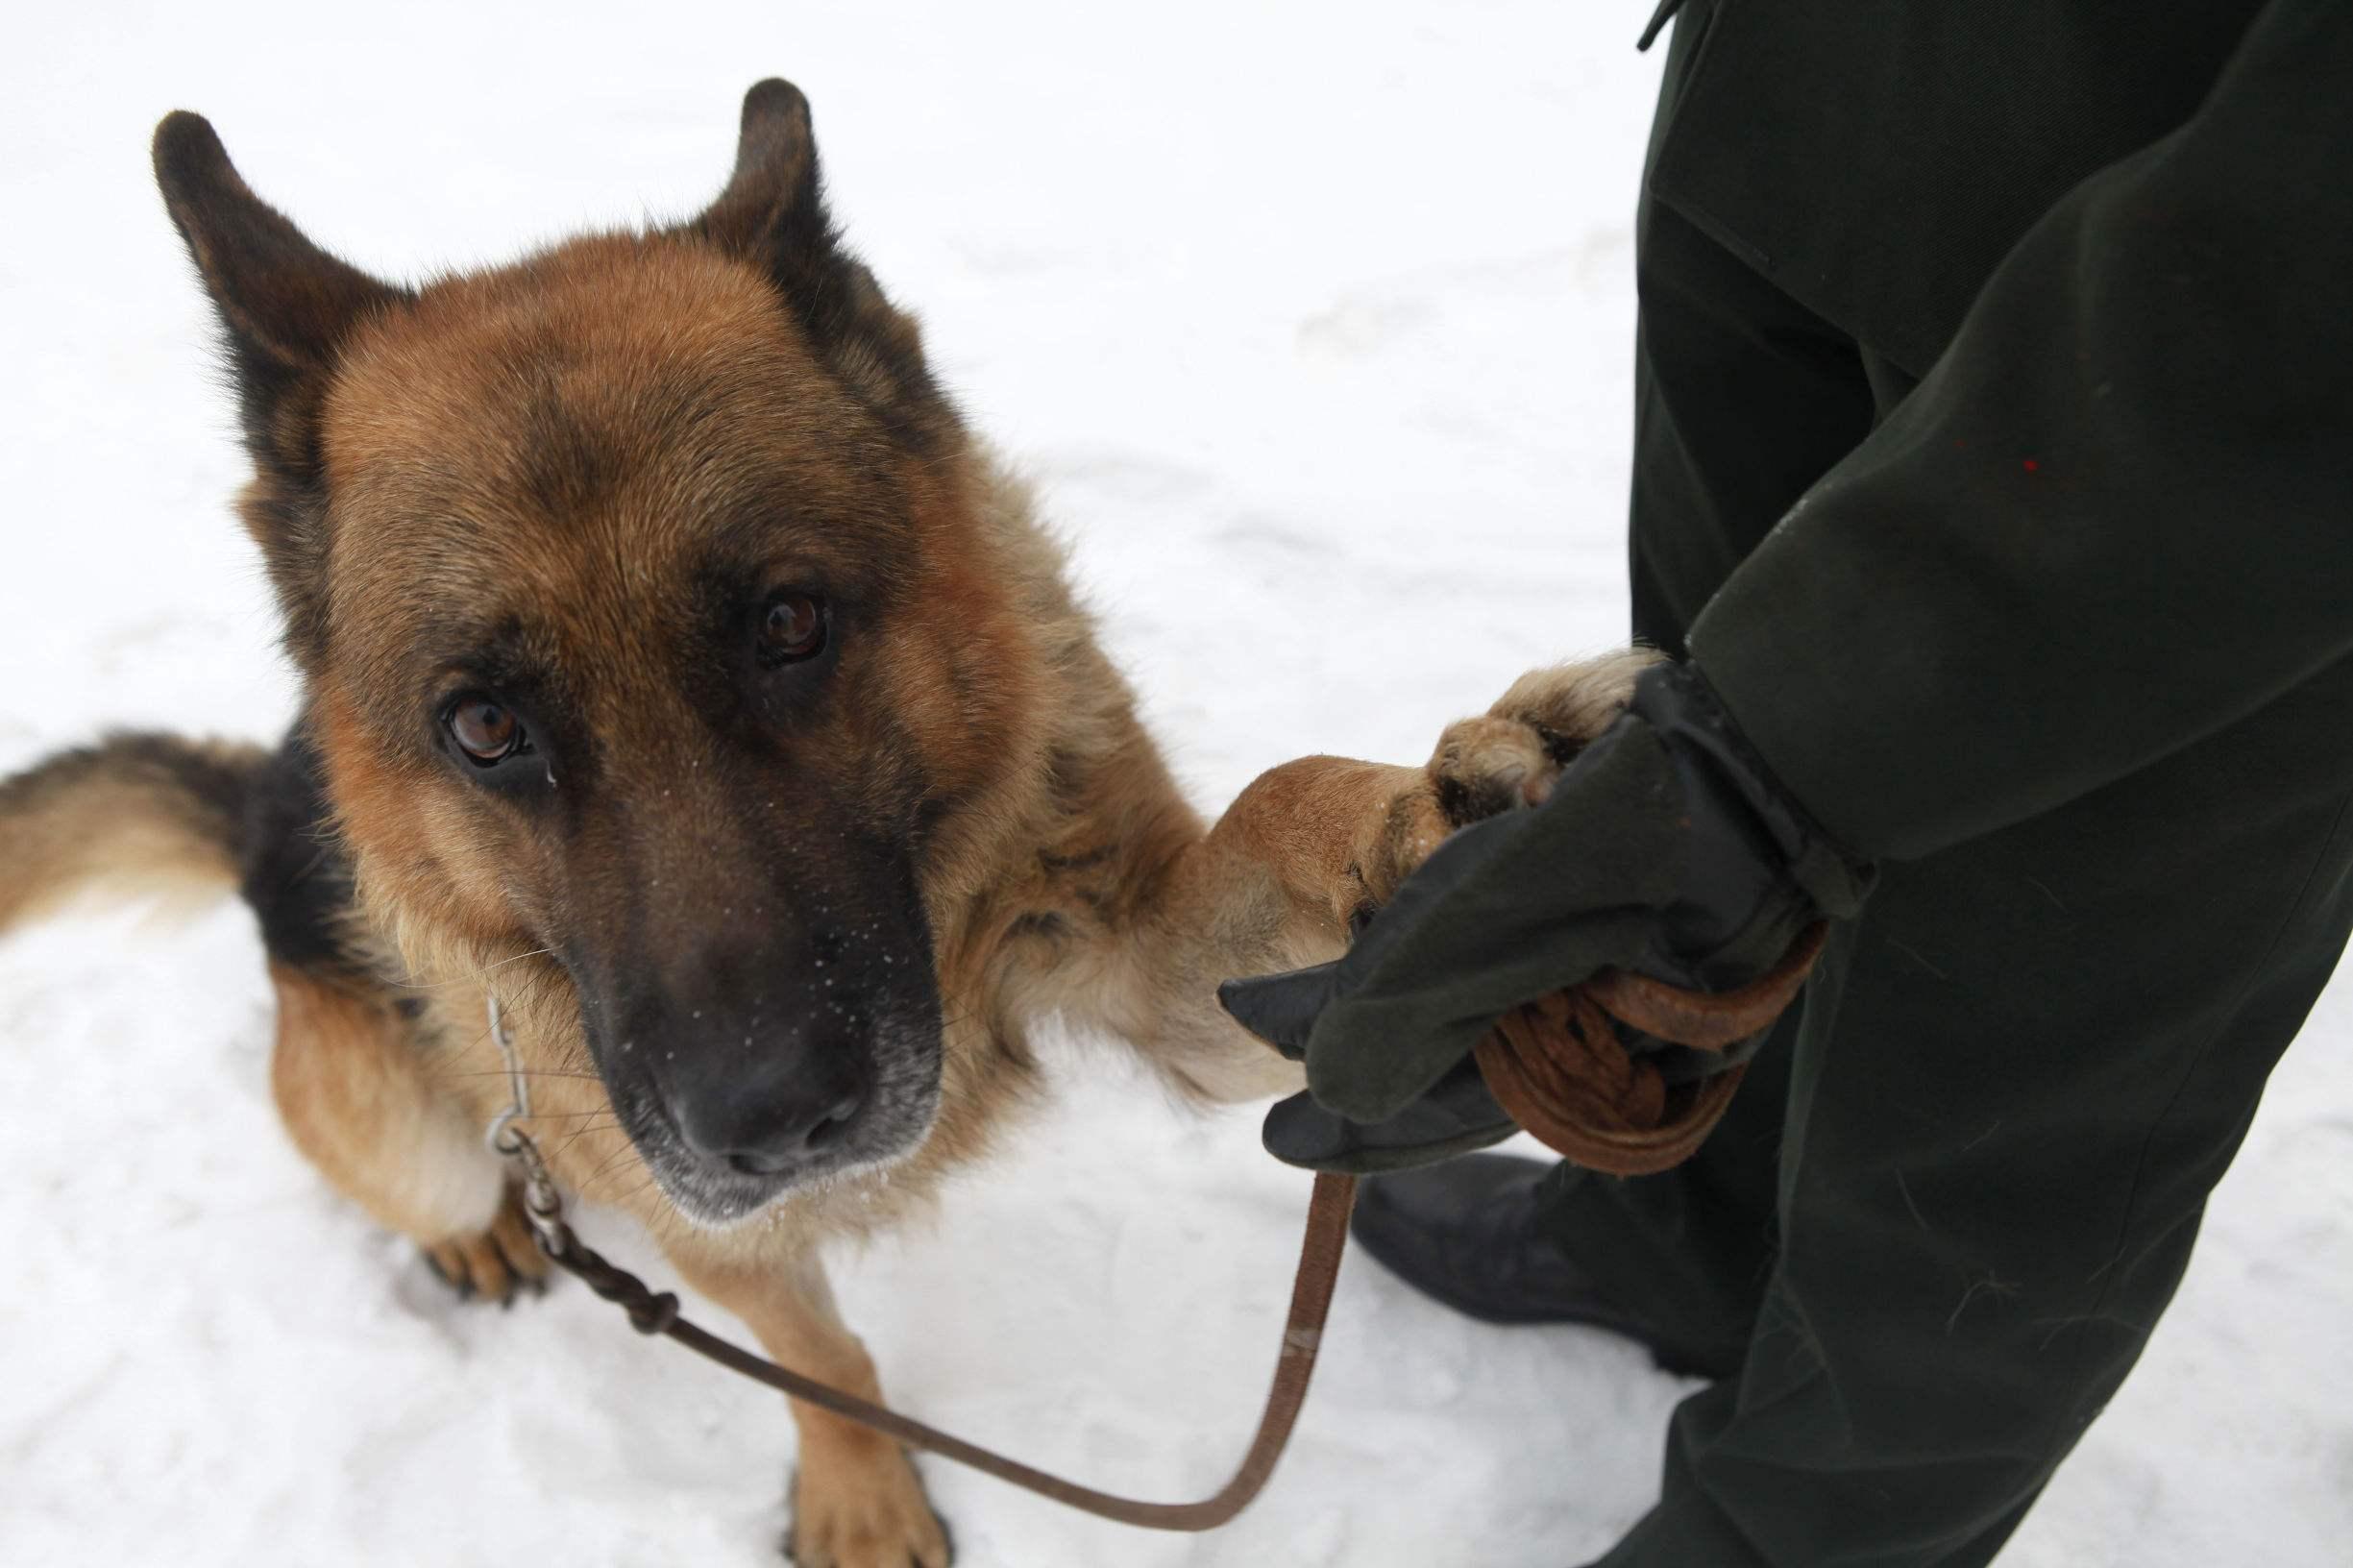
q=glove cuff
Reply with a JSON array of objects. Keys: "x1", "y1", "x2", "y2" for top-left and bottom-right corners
[{"x1": 1629, "y1": 659, "x2": 1876, "y2": 920}]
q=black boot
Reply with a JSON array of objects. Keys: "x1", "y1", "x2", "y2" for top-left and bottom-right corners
[{"x1": 1348, "y1": 1153, "x2": 1739, "y2": 1378}]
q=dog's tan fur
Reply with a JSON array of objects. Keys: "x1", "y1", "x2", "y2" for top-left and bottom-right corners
[{"x1": 0, "y1": 84, "x2": 1656, "y2": 1566}]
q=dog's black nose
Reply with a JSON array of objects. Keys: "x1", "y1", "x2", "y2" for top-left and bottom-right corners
[{"x1": 674, "y1": 1065, "x2": 869, "y2": 1175}]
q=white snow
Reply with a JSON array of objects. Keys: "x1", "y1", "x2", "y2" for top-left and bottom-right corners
[{"x1": 1, "y1": 4, "x2": 2348, "y2": 1565}]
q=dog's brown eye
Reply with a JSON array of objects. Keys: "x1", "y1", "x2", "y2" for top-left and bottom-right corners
[
  {"x1": 446, "y1": 697, "x2": 523, "y2": 764},
  {"x1": 761, "y1": 592, "x2": 827, "y2": 663}
]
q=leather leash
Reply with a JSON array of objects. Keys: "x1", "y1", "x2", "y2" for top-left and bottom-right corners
[
  {"x1": 506, "y1": 1134, "x2": 1354, "y2": 1531},
  {"x1": 487, "y1": 927, "x2": 1824, "y2": 1533}
]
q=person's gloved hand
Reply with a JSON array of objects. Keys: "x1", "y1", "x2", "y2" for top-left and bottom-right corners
[{"x1": 1219, "y1": 661, "x2": 1872, "y2": 1173}]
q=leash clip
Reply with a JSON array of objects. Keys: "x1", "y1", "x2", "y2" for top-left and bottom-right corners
[
  {"x1": 484, "y1": 992, "x2": 568, "y2": 1252},
  {"x1": 484, "y1": 992, "x2": 529, "y2": 1154}
]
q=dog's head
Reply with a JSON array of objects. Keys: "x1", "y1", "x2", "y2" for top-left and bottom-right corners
[{"x1": 156, "y1": 84, "x2": 1045, "y2": 1224}]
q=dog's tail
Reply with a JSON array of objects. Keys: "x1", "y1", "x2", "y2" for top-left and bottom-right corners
[{"x1": 0, "y1": 733, "x2": 268, "y2": 936}]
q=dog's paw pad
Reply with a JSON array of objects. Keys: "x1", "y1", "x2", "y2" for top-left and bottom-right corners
[
  {"x1": 1429, "y1": 714, "x2": 1553, "y2": 825},
  {"x1": 1439, "y1": 651, "x2": 1666, "y2": 823},
  {"x1": 1360, "y1": 651, "x2": 1665, "y2": 907},
  {"x1": 421, "y1": 1188, "x2": 551, "y2": 1306}
]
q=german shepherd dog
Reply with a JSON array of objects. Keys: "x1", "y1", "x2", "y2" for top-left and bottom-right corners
[{"x1": 0, "y1": 82, "x2": 1651, "y2": 1565}]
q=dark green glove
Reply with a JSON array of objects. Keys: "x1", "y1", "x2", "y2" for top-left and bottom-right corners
[
  {"x1": 1257, "y1": 1056, "x2": 1527, "y2": 1174},
  {"x1": 1219, "y1": 662, "x2": 1871, "y2": 1172}
]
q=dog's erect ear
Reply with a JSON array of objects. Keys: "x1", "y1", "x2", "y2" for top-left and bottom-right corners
[
  {"x1": 692, "y1": 81, "x2": 955, "y2": 453},
  {"x1": 153, "y1": 110, "x2": 407, "y2": 478},
  {"x1": 155, "y1": 110, "x2": 406, "y2": 662},
  {"x1": 698, "y1": 79, "x2": 831, "y2": 267}
]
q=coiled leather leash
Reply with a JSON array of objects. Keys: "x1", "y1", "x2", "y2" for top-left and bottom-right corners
[
  {"x1": 487, "y1": 927, "x2": 1823, "y2": 1532},
  {"x1": 1477, "y1": 924, "x2": 1827, "y2": 1177}
]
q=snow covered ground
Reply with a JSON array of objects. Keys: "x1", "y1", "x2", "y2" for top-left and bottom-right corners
[{"x1": 2, "y1": 3, "x2": 2348, "y2": 1564}]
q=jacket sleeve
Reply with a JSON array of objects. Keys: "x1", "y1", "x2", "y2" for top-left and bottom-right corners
[{"x1": 1686, "y1": 0, "x2": 2353, "y2": 863}]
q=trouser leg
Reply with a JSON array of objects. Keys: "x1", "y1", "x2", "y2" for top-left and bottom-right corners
[{"x1": 1586, "y1": 665, "x2": 2353, "y2": 1567}]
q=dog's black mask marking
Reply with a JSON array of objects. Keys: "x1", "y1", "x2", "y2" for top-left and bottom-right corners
[{"x1": 567, "y1": 829, "x2": 944, "y2": 1227}]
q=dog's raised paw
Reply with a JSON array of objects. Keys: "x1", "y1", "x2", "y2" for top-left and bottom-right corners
[
  {"x1": 786, "y1": 1441, "x2": 951, "y2": 1568},
  {"x1": 420, "y1": 1187, "x2": 551, "y2": 1306}
]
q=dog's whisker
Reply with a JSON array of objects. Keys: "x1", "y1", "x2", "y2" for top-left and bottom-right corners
[
  {"x1": 383, "y1": 945, "x2": 561, "y2": 992},
  {"x1": 549, "y1": 1121, "x2": 624, "y2": 1159},
  {"x1": 550, "y1": 1115, "x2": 620, "y2": 1139},
  {"x1": 586, "y1": 1169, "x2": 663, "y2": 1209},
  {"x1": 580, "y1": 1142, "x2": 647, "y2": 1186},
  {"x1": 433, "y1": 1068, "x2": 611, "y2": 1083}
]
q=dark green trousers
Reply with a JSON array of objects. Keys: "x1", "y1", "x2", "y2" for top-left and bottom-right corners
[{"x1": 1544, "y1": 183, "x2": 2353, "y2": 1567}]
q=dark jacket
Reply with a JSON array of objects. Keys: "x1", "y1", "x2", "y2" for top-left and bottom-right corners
[{"x1": 1656, "y1": 0, "x2": 2353, "y2": 860}]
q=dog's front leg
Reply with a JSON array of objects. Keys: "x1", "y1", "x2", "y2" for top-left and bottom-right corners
[
  {"x1": 1092, "y1": 754, "x2": 1413, "y2": 1103},
  {"x1": 1098, "y1": 651, "x2": 1662, "y2": 1103},
  {"x1": 665, "y1": 1240, "x2": 949, "y2": 1568},
  {"x1": 268, "y1": 964, "x2": 551, "y2": 1300}
]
